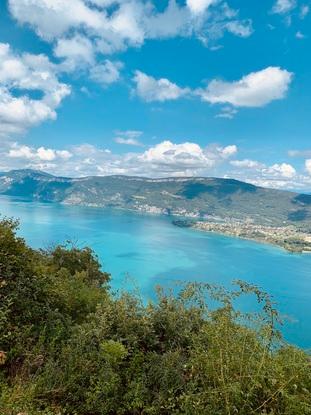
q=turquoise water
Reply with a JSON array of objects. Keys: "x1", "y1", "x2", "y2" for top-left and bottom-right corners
[{"x1": 1, "y1": 195, "x2": 311, "y2": 348}]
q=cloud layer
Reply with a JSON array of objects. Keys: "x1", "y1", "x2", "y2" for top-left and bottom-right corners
[
  {"x1": 0, "y1": 139, "x2": 237, "y2": 178},
  {"x1": 2, "y1": 139, "x2": 311, "y2": 191}
]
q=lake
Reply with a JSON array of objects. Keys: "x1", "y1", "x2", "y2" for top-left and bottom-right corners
[{"x1": 1, "y1": 195, "x2": 311, "y2": 348}]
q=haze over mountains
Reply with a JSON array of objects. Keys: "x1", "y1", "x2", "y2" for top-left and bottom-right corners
[{"x1": 0, "y1": 169, "x2": 311, "y2": 229}]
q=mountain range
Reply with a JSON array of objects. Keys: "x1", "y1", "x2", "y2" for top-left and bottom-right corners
[{"x1": 0, "y1": 169, "x2": 310, "y2": 229}]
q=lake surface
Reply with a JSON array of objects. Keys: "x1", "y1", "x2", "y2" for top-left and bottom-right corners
[{"x1": 1, "y1": 195, "x2": 311, "y2": 348}]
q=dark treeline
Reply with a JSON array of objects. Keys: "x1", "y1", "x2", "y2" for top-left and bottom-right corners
[{"x1": 0, "y1": 218, "x2": 310, "y2": 414}]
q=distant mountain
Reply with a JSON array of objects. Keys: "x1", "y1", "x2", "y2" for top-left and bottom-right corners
[{"x1": 0, "y1": 169, "x2": 311, "y2": 229}]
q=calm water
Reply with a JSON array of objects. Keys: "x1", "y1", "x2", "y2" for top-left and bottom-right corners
[{"x1": 1, "y1": 195, "x2": 311, "y2": 348}]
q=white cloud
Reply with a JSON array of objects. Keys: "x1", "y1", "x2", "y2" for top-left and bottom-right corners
[
  {"x1": 197, "y1": 67, "x2": 293, "y2": 107},
  {"x1": 230, "y1": 159, "x2": 264, "y2": 169},
  {"x1": 108, "y1": 2, "x2": 145, "y2": 45},
  {"x1": 8, "y1": 145, "x2": 34, "y2": 159},
  {"x1": 0, "y1": 139, "x2": 238, "y2": 178},
  {"x1": 289, "y1": 149, "x2": 311, "y2": 158},
  {"x1": 139, "y1": 140, "x2": 210, "y2": 165},
  {"x1": 224, "y1": 20, "x2": 253, "y2": 37},
  {"x1": 133, "y1": 70, "x2": 189, "y2": 102},
  {"x1": 266, "y1": 163, "x2": 296, "y2": 178},
  {"x1": 115, "y1": 137, "x2": 142, "y2": 146},
  {"x1": 145, "y1": 0, "x2": 190, "y2": 39},
  {"x1": 8, "y1": 143, "x2": 72, "y2": 161},
  {"x1": 186, "y1": 0, "x2": 215, "y2": 15},
  {"x1": 305, "y1": 159, "x2": 311, "y2": 175},
  {"x1": 8, "y1": 0, "x2": 253, "y2": 56},
  {"x1": 54, "y1": 35, "x2": 95, "y2": 70},
  {"x1": 3, "y1": 140, "x2": 311, "y2": 191},
  {"x1": 300, "y1": 4, "x2": 310, "y2": 18},
  {"x1": 56, "y1": 150, "x2": 73, "y2": 160},
  {"x1": 215, "y1": 106, "x2": 238, "y2": 119},
  {"x1": 8, "y1": 0, "x2": 105, "y2": 40},
  {"x1": 115, "y1": 130, "x2": 142, "y2": 139},
  {"x1": 296, "y1": 31, "x2": 305, "y2": 39},
  {"x1": 197, "y1": 3, "x2": 253, "y2": 42},
  {"x1": 136, "y1": 141, "x2": 237, "y2": 176},
  {"x1": 5, "y1": 0, "x2": 254, "y2": 100},
  {"x1": 218, "y1": 144, "x2": 237, "y2": 158},
  {"x1": 0, "y1": 43, "x2": 70, "y2": 137},
  {"x1": 272, "y1": 0, "x2": 296, "y2": 14},
  {"x1": 229, "y1": 158, "x2": 304, "y2": 190},
  {"x1": 134, "y1": 67, "x2": 293, "y2": 110},
  {"x1": 89, "y1": 60, "x2": 123, "y2": 86},
  {"x1": 36, "y1": 147, "x2": 57, "y2": 161},
  {"x1": 114, "y1": 130, "x2": 143, "y2": 146}
]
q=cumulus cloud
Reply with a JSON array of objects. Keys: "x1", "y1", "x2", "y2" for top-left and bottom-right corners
[
  {"x1": 133, "y1": 71, "x2": 189, "y2": 102},
  {"x1": 305, "y1": 159, "x2": 311, "y2": 175},
  {"x1": 1, "y1": 139, "x2": 237, "y2": 178},
  {"x1": 134, "y1": 141, "x2": 237, "y2": 176},
  {"x1": 231, "y1": 160, "x2": 296, "y2": 180},
  {"x1": 0, "y1": 43, "x2": 70, "y2": 137},
  {"x1": 133, "y1": 67, "x2": 293, "y2": 112},
  {"x1": 266, "y1": 163, "x2": 296, "y2": 178},
  {"x1": 186, "y1": 0, "x2": 215, "y2": 15},
  {"x1": 229, "y1": 157, "x2": 304, "y2": 190},
  {"x1": 54, "y1": 35, "x2": 95, "y2": 70},
  {"x1": 8, "y1": 0, "x2": 253, "y2": 56},
  {"x1": 8, "y1": 143, "x2": 72, "y2": 161},
  {"x1": 272, "y1": 0, "x2": 297, "y2": 14},
  {"x1": 5, "y1": 0, "x2": 254, "y2": 96},
  {"x1": 138, "y1": 140, "x2": 213, "y2": 171},
  {"x1": 2, "y1": 140, "x2": 311, "y2": 191},
  {"x1": 8, "y1": 0, "x2": 105, "y2": 40},
  {"x1": 54, "y1": 35, "x2": 123, "y2": 86},
  {"x1": 197, "y1": 67, "x2": 293, "y2": 107},
  {"x1": 89, "y1": 60, "x2": 123, "y2": 86}
]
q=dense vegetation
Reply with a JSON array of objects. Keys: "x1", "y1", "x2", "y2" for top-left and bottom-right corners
[
  {"x1": 1, "y1": 169, "x2": 311, "y2": 228},
  {"x1": 0, "y1": 218, "x2": 311, "y2": 415}
]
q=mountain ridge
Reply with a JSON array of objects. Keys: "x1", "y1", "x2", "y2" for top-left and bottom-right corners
[{"x1": 0, "y1": 169, "x2": 310, "y2": 229}]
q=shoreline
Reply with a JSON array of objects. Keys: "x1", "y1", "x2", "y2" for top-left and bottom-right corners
[
  {"x1": 172, "y1": 220, "x2": 311, "y2": 254},
  {"x1": 1, "y1": 195, "x2": 310, "y2": 254}
]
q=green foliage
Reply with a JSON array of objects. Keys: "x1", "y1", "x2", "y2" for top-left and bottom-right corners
[
  {"x1": 0, "y1": 218, "x2": 110, "y2": 367},
  {"x1": 0, "y1": 218, "x2": 311, "y2": 415}
]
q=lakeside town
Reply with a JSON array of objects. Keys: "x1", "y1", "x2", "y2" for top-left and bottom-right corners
[{"x1": 173, "y1": 219, "x2": 311, "y2": 253}]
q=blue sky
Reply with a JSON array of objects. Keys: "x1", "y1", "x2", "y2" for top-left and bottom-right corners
[{"x1": 0, "y1": 0, "x2": 310, "y2": 191}]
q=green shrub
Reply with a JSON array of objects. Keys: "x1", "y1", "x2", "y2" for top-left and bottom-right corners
[{"x1": 0, "y1": 218, "x2": 310, "y2": 415}]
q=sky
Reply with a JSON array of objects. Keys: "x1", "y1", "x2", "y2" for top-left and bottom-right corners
[{"x1": 0, "y1": 0, "x2": 310, "y2": 191}]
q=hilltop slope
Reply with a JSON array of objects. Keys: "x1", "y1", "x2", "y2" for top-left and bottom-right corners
[{"x1": 0, "y1": 169, "x2": 311, "y2": 228}]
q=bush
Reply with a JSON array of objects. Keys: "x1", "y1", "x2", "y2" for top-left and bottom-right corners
[{"x1": 0, "y1": 218, "x2": 310, "y2": 415}]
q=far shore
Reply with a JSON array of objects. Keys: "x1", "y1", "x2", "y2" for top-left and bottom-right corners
[{"x1": 172, "y1": 219, "x2": 311, "y2": 254}]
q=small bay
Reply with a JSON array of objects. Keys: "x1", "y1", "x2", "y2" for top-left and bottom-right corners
[{"x1": 1, "y1": 194, "x2": 310, "y2": 348}]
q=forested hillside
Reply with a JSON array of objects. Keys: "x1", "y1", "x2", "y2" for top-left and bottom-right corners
[{"x1": 0, "y1": 218, "x2": 311, "y2": 414}]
